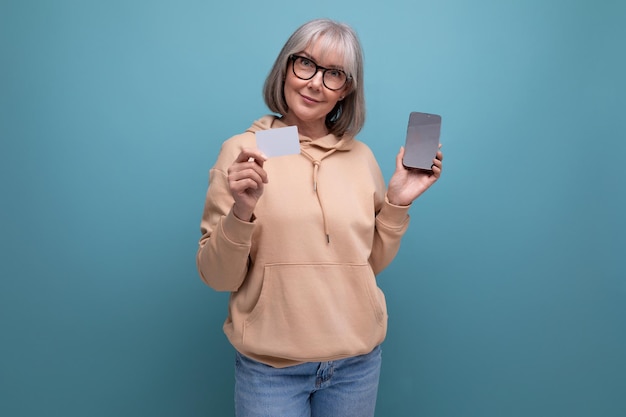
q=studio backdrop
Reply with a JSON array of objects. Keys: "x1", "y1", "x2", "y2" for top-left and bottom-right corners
[{"x1": 1, "y1": 1, "x2": 624, "y2": 416}]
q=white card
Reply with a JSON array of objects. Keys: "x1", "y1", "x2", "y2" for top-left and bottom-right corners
[{"x1": 255, "y1": 126, "x2": 300, "y2": 158}]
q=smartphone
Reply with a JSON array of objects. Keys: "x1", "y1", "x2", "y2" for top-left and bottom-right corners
[{"x1": 402, "y1": 112, "x2": 441, "y2": 171}]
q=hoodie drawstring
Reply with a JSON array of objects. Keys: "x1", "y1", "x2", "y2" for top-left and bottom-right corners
[
  {"x1": 301, "y1": 148, "x2": 337, "y2": 244},
  {"x1": 312, "y1": 160, "x2": 320, "y2": 192}
]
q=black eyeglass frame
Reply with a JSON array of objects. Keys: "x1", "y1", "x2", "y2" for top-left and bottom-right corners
[{"x1": 288, "y1": 54, "x2": 352, "y2": 91}]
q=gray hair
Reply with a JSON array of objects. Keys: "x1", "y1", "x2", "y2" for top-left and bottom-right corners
[{"x1": 263, "y1": 19, "x2": 365, "y2": 137}]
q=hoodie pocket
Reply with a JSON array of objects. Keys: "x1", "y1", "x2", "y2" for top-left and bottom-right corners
[{"x1": 242, "y1": 263, "x2": 387, "y2": 361}]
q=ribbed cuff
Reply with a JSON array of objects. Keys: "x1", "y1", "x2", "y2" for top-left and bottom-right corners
[
  {"x1": 377, "y1": 195, "x2": 411, "y2": 227},
  {"x1": 221, "y1": 208, "x2": 256, "y2": 245}
]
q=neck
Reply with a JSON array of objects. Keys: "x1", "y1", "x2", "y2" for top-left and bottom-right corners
[{"x1": 281, "y1": 115, "x2": 328, "y2": 140}]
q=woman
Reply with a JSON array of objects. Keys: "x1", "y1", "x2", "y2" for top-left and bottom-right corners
[{"x1": 196, "y1": 18, "x2": 443, "y2": 417}]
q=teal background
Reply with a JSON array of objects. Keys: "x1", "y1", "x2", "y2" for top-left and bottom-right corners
[{"x1": 1, "y1": 0, "x2": 624, "y2": 416}]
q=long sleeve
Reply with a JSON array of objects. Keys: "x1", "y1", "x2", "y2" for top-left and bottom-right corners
[
  {"x1": 368, "y1": 196, "x2": 411, "y2": 275},
  {"x1": 196, "y1": 167, "x2": 255, "y2": 291},
  {"x1": 363, "y1": 149, "x2": 411, "y2": 275},
  {"x1": 196, "y1": 139, "x2": 257, "y2": 292}
]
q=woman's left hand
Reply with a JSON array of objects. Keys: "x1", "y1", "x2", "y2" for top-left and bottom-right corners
[{"x1": 386, "y1": 145, "x2": 443, "y2": 206}]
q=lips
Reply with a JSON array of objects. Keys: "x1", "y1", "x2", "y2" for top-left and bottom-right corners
[{"x1": 301, "y1": 93, "x2": 321, "y2": 104}]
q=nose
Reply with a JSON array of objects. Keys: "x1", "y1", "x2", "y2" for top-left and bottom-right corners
[{"x1": 307, "y1": 70, "x2": 324, "y2": 88}]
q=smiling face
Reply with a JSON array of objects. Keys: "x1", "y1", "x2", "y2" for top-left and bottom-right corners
[{"x1": 282, "y1": 39, "x2": 351, "y2": 139}]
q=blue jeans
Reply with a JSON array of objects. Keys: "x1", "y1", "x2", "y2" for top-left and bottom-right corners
[{"x1": 234, "y1": 346, "x2": 382, "y2": 417}]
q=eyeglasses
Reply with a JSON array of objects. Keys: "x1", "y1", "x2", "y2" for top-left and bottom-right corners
[{"x1": 289, "y1": 54, "x2": 351, "y2": 91}]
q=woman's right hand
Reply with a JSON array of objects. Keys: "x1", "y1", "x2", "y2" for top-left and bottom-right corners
[{"x1": 227, "y1": 148, "x2": 268, "y2": 221}]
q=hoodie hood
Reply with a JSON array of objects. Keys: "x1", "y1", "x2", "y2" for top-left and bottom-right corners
[{"x1": 247, "y1": 115, "x2": 356, "y2": 151}]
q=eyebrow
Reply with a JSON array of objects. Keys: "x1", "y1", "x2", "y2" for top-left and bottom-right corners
[{"x1": 299, "y1": 51, "x2": 346, "y2": 71}]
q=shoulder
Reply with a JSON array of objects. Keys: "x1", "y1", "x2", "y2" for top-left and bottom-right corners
[
  {"x1": 212, "y1": 117, "x2": 270, "y2": 171},
  {"x1": 215, "y1": 132, "x2": 253, "y2": 165},
  {"x1": 220, "y1": 114, "x2": 278, "y2": 150},
  {"x1": 222, "y1": 130, "x2": 255, "y2": 150},
  {"x1": 345, "y1": 137, "x2": 378, "y2": 165},
  {"x1": 349, "y1": 137, "x2": 373, "y2": 154}
]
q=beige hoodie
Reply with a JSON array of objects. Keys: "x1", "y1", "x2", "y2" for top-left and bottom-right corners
[{"x1": 197, "y1": 115, "x2": 411, "y2": 367}]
